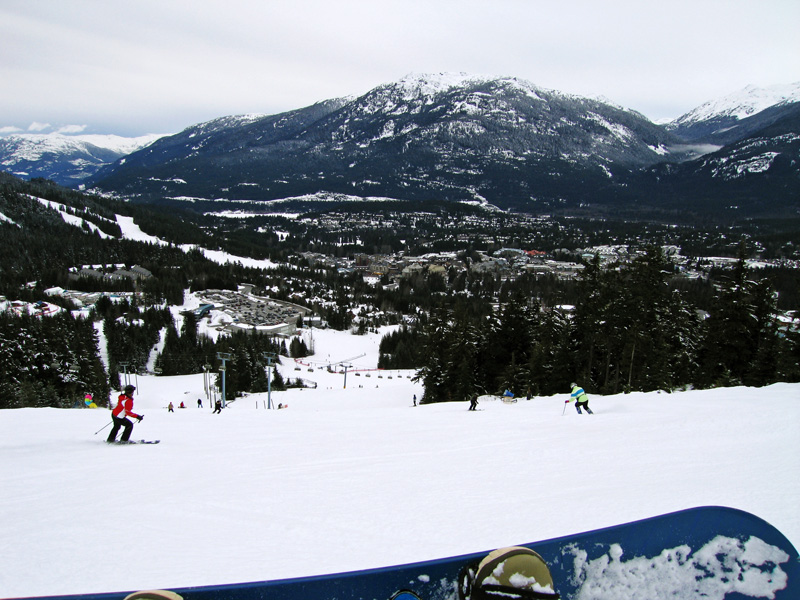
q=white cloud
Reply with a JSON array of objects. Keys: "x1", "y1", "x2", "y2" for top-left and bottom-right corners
[
  {"x1": 27, "y1": 122, "x2": 51, "y2": 132},
  {"x1": 0, "y1": 125, "x2": 23, "y2": 135},
  {"x1": 55, "y1": 124, "x2": 87, "y2": 135}
]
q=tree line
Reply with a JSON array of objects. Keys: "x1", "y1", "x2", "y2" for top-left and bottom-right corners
[
  {"x1": 412, "y1": 247, "x2": 800, "y2": 403},
  {"x1": 1, "y1": 174, "x2": 798, "y2": 408}
]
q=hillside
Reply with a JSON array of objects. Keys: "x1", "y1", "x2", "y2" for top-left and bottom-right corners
[
  {"x1": 88, "y1": 74, "x2": 685, "y2": 213},
  {"x1": 666, "y1": 81, "x2": 800, "y2": 144},
  {"x1": 2, "y1": 76, "x2": 798, "y2": 221},
  {"x1": 0, "y1": 133, "x2": 164, "y2": 186},
  {"x1": 1, "y1": 325, "x2": 798, "y2": 598},
  {"x1": 628, "y1": 103, "x2": 800, "y2": 217},
  {"x1": 83, "y1": 74, "x2": 800, "y2": 220}
]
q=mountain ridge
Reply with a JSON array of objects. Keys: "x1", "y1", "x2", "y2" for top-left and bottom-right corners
[
  {"x1": 0, "y1": 132, "x2": 165, "y2": 186},
  {"x1": 3, "y1": 75, "x2": 798, "y2": 220},
  {"x1": 87, "y1": 74, "x2": 690, "y2": 213}
]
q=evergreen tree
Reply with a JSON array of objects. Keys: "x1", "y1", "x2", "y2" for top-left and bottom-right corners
[
  {"x1": 698, "y1": 253, "x2": 780, "y2": 387},
  {"x1": 571, "y1": 246, "x2": 699, "y2": 393},
  {"x1": 526, "y1": 306, "x2": 574, "y2": 396},
  {"x1": 413, "y1": 309, "x2": 451, "y2": 404},
  {"x1": 0, "y1": 311, "x2": 108, "y2": 408},
  {"x1": 289, "y1": 337, "x2": 309, "y2": 358}
]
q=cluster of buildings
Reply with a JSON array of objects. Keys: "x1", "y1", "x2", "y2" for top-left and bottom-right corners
[
  {"x1": 0, "y1": 297, "x2": 63, "y2": 317},
  {"x1": 302, "y1": 248, "x2": 587, "y2": 286},
  {"x1": 305, "y1": 242, "x2": 797, "y2": 290},
  {"x1": 1, "y1": 289, "x2": 140, "y2": 319},
  {"x1": 190, "y1": 287, "x2": 312, "y2": 336},
  {"x1": 67, "y1": 264, "x2": 153, "y2": 286}
]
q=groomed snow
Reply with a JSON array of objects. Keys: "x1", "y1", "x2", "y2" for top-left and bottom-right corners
[{"x1": 1, "y1": 326, "x2": 798, "y2": 598}]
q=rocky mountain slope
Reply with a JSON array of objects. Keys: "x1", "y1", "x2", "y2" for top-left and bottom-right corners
[
  {"x1": 88, "y1": 74, "x2": 689, "y2": 212},
  {"x1": 630, "y1": 102, "x2": 800, "y2": 217},
  {"x1": 666, "y1": 82, "x2": 800, "y2": 144},
  {"x1": 0, "y1": 133, "x2": 163, "y2": 187},
  {"x1": 3, "y1": 75, "x2": 798, "y2": 220}
]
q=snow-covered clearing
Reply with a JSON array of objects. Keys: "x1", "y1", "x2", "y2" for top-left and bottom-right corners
[{"x1": 1, "y1": 326, "x2": 798, "y2": 598}]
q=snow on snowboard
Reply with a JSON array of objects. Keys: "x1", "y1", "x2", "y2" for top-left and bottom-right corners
[{"x1": 13, "y1": 506, "x2": 798, "y2": 600}]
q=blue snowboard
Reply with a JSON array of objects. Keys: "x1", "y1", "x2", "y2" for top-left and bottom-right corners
[{"x1": 14, "y1": 506, "x2": 799, "y2": 600}]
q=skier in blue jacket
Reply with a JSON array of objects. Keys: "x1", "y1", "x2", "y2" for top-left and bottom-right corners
[{"x1": 568, "y1": 383, "x2": 593, "y2": 414}]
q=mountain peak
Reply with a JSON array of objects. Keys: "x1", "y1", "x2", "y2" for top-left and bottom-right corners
[
  {"x1": 673, "y1": 81, "x2": 800, "y2": 126},
  {"x1": 382, "y1": 72, "x2": 548, "y2": 102}
]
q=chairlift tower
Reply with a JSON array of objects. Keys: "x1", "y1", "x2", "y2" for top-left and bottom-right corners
[
  {"x1": 217, "y1": 352, "x2": 232, "y2": 407},
  {"x1": 118, "y1": 362, "x2": 131, "y2": 387},
  {"x1": 332, "y1": 353, "x2": 366, "y2": 389},
  {"x1": 262, "y1": 352, "x2": 278, "y2": 409}
]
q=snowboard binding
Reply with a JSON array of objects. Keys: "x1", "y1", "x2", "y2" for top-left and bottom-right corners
[{"x1": 457, "y1": 546, "x2": 560, "y2": 600}]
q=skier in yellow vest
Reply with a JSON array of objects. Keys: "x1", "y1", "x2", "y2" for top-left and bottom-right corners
[{"x1": 568, "y1": 383, "x2": 593, "y2": 414}]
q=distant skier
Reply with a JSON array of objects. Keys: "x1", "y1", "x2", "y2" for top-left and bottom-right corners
[
  {"x1": 502, "y1": 389, "x2": 516, "y2": 403},
  {"x1": 107, "y1": 385, "x2": 144, "y2": 443},
  {"x1": 168, "y1": 402, "x2": 174, "y2": 413},
  {"x1": 197, "y1": 398, "x2": 203, "y2": 408},
  {"x1": 84, "y1": 393, "x2": 97, "y2": 408},
  {"x1": 468, "y1": 394, "x2": 479, "y2": 411},
  {"x1": 568, "y1": 383, "x2": 593, "y2": 414},
  {"x1": 213, "y1": 400, "x2": 222, "y2": 414}
]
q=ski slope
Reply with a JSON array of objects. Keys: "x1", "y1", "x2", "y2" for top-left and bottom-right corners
[{"x1": 1, "y1": 326, "x2": 798, "y2": 598}]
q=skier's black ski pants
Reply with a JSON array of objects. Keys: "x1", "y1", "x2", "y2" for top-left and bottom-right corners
[{"x1": 108, "y1": 416, "x2": 134, "y2": 442}]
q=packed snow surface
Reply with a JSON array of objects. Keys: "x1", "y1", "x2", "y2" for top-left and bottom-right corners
[
  {"x1": 571, "y1": 535, "x2": 790, "y2": 599},
  {"x1": 1, "y1": 326, "x2": 798, "y2": 598}
]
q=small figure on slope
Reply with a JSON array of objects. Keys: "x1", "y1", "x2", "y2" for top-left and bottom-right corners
[
  {"x1": 168, "y1": 402, "x2": 174, "y2": 413},
  {"x1": 468, "y1": 394, "x2": 479, "y2": 411},
  {"x1": 568, "y1": 382, "x2": 593, "y2": 414},
  {"x1": 107, "y1": 385, "x2": 144, "y2": 443},
  {"x1": 84, "y1": 393, "x2": 97, "y2": 408}
]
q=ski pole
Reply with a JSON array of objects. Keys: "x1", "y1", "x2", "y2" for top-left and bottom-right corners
[
  {"x1": 562, "y1": 400, "x2": 568, "y2": 416},
  {"x1": 94, "y1": 421, "x2": 112, "y2": 435}
]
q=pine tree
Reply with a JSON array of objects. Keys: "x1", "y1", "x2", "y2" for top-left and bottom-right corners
[
  {"x1": 698, "y1": 252, "x2": 779, "y2": 387},
  {"x1": 527, "y1": 306, "x2": 574, "y2": 396},
  {"x1": 413, "y1": 309, "x2": 451, "y2": 403}
]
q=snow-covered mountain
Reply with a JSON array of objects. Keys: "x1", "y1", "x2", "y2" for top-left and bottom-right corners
[
  {"x1": 667, "y1": 82, "x2": 800, "y2": 144},
  {"x1": 89, "y1": 73, "x2": 686, "y2": 212},
  {"x1": 0, "y1": 132, "x2": 166, "y2": 186},
  {"x1": 627, "y1": 100, "x2": 800, "y2": 217},
  {"x1": 5, "y1": 75, "x2": 799, "y2": 219}
]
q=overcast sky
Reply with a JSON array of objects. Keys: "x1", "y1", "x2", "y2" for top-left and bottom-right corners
[{"x1": 1, "y1": 0, "x2": 798, "y2": 137}]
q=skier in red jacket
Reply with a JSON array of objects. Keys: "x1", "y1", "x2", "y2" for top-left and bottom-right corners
[{"x1": 107, "y1": 384, "x2": 143, "y2": 443}]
